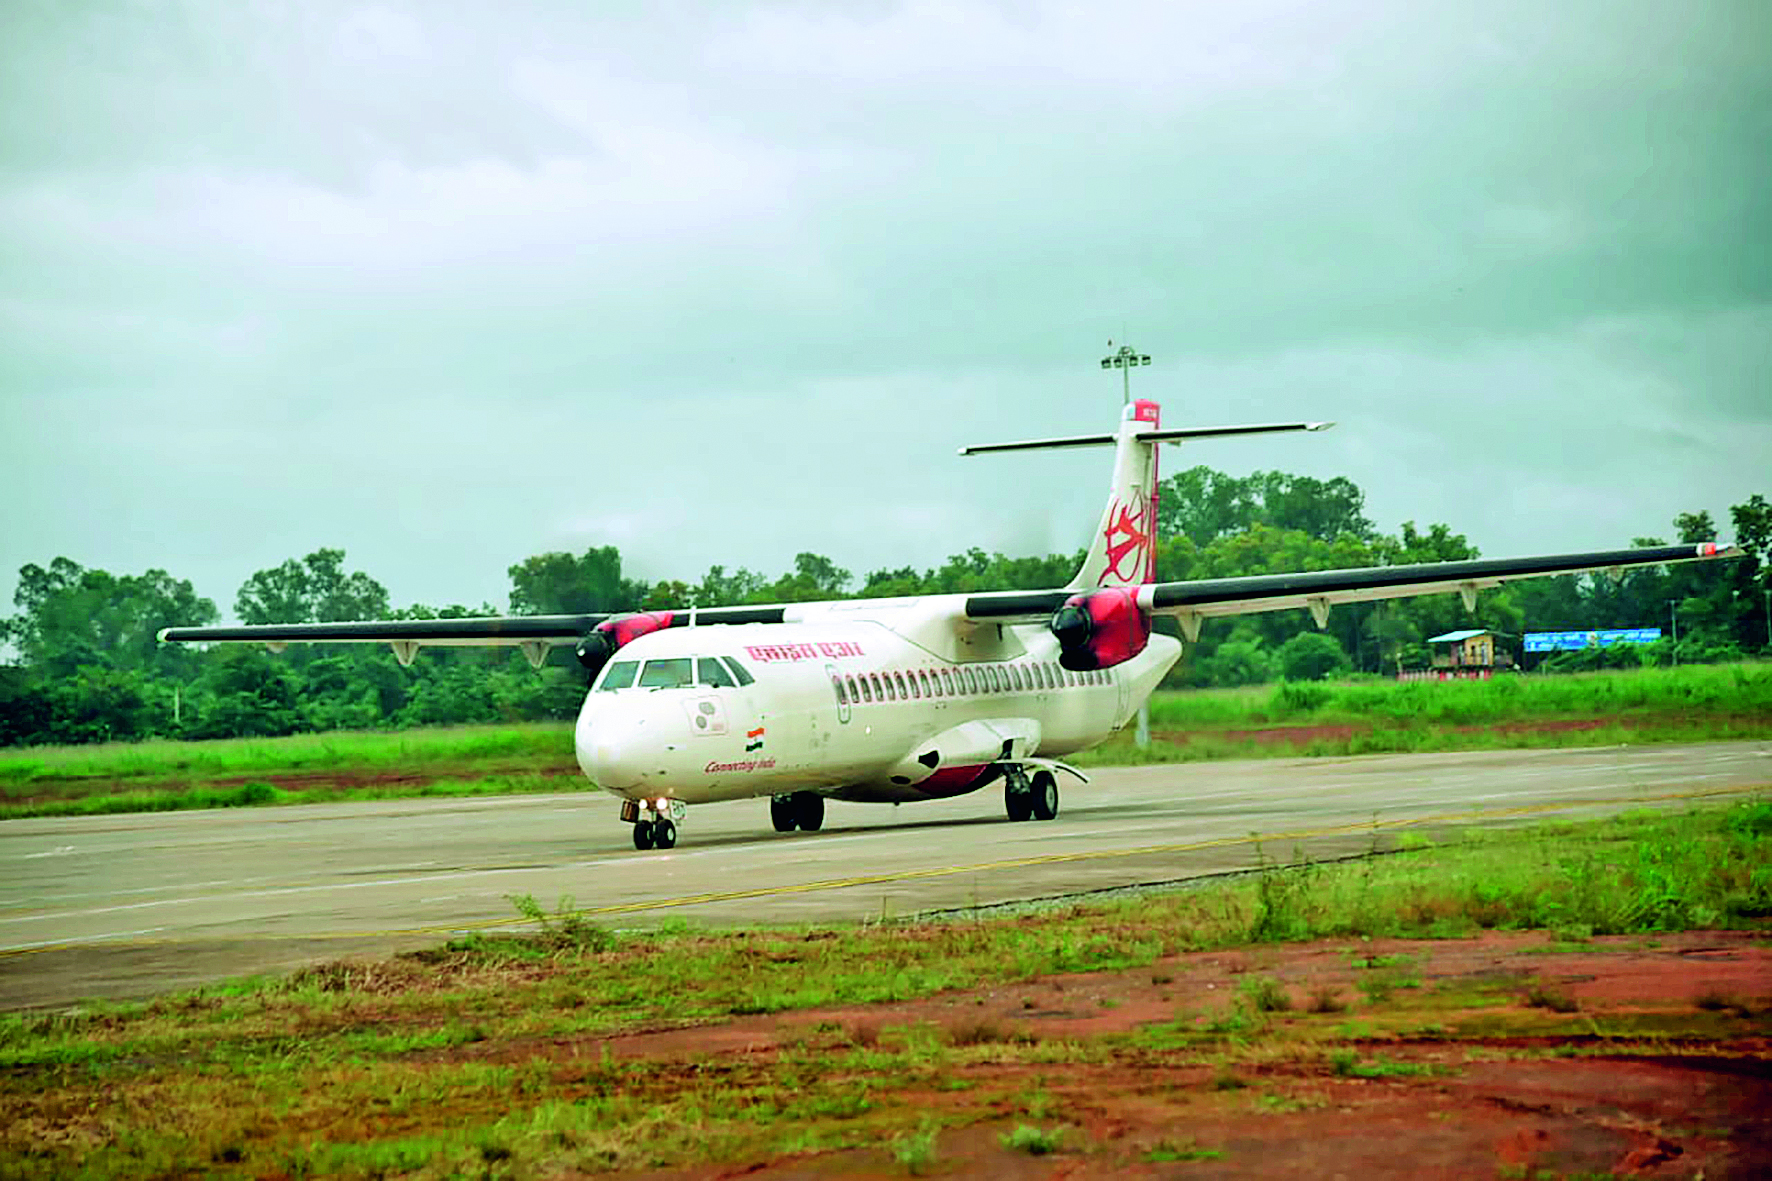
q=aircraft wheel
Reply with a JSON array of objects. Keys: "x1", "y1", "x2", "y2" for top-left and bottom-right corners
[
  {"x1": 1005, "y1": 785, "x2": 1033, "y2": 822},
  {"x1": 653, "y1": 818, "x2": 677, "y2": 849},
  {"x1": 770, "y1": 795, "x2": 796, "y2": 832},
  {"x1": 793, "y1": 791, "x2": 825, "y2": 832},
  {"x1": 1029, "y1": 770, "x2": 1059, "y2": 821},
  {"x1": 632, "y1": 819, "x2": 656, "y2": 850}
]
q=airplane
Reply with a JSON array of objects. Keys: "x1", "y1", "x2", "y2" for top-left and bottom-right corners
[{"x1": 160, "y1": 399, "x2": 1741, "y2": 850}]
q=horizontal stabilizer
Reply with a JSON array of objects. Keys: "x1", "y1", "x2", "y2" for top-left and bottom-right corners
[{"x1": 958, "y1": 420, "x2": 1332, "y2": 456}]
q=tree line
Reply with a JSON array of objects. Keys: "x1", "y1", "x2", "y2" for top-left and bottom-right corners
[{"x1": 3, "y1": 468, "x2": 1766, "y2": 746}]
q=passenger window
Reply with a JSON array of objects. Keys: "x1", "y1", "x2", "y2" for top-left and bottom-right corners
[
  {"x1": 920, "y1": 669, "x2": 933, "y2": 697},
  {"x1": 720, "y1": 656, "x2": 755, "y2": 686},
  {"x1": 832, "y1": 675, "x2": 848, "y2": 705},
  {"x1": 696, "y1": 657, "x2": 735, "y2": 688},
  {"x1": 638, "y1": 658, "x2": 693, "y2": 689},
  {"x1": 909, "y1": 671, "x2": 921, "y2": 700},
  {"x1": 1011, "y1": 665, "x2": 1026, "y2": 692},
  {"x1": 872, "y1": 673, "x2": 886, "y2": 701},
  {"x1": 883, "y1": 673, "x2": 896, "y2": 701},
  {"x1": 1043, "y1": 664, "x2": 1055, "y2": 689},
  {"x1": 597, "y1": 660, "x2": 639, "y2": 691},
  {"x1": 860, "y1": 675, "x2": 874, "y2": 703},
  {"x1": 895, "y1": 671, "x2": 909, "y2": 699},
  {"x1": 846, "y1": 674, "x2": 860, "y2": 703},
  {"x1": 990, "y1": 666, "x2": 1003, "y2": 692}
]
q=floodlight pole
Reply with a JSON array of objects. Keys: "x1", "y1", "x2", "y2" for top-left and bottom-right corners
[
  {"x1": 1101, "y1": 340, "x2": 1154, "y2": 747},
  {"x1": 1668, "y1": 599, "x2": 1678, "y2": 666},
  {"x1": 1100, "y1": 342, "x2": 1152, "y2": 407}
]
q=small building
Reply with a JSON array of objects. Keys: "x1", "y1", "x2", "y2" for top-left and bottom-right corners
[{"x1": 1402, "y1": 629, "x2": 1516, "y2": 681}]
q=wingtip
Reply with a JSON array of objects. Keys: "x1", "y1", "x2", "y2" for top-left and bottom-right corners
[
  {"x1": 1306, "y1": 421, "x2": 1336, "y2": 431},
  {"x1": 155, "y1": 627, "x2": 172, "y2": 643}
]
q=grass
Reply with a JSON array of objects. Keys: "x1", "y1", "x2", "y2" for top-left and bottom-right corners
[
  {"x1": 3, "y1": 797, "x2": 1768, "y2": 1176},
  {"x1": 1079, "y1": 661, "x2": 1772, "y2": 766},
  {"x1": 2, "y1": 663, "x2": 1767, "y2": 818},
  {"x1": 1000, "y1": 1124, "x2": 1064, "y2": 1155}
]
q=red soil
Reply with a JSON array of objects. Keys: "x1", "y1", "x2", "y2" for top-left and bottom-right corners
[{"x1": 538, "y1": 930, "x2": 1772, "y2": 1178}]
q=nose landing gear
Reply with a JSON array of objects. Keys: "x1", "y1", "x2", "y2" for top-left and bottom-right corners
[{"x1": 622, "y1": 798, "x2": 685, "y2": 850}]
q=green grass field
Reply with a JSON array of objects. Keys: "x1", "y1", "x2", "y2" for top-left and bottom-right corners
[
  {"x1": 2, "y1": 663, "x2": 1767, "y2": 819},
  {"x1": 3, "y1": 798, "x2": 1768, "y2": 1177}
]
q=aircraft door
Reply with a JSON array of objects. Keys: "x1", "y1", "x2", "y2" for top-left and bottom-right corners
[{"x1": 827, "y1": 663, "x2": 852, "y2": 725}]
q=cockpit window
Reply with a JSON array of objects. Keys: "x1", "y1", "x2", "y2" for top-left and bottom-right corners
[
  {"x1": 720, "y1": 656, "x2": 755, "y2": 686},
  {"x1": 696, "y1": 657, "x2": 735, "y2": 688},
  {"x1": 638, "y1": 658, "x2": 694, "y2": 689},
  {"x1": 597, "y1": 660, "x2": 639, "y2": 691}
]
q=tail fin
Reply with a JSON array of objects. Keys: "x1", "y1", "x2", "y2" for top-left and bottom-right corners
[
  {"x1": 1071, "y1": 399, "x2": 1163, "y2": 588},
  {"x1": 959, "y1": 406, "x2": 1333, "y2": 590}
]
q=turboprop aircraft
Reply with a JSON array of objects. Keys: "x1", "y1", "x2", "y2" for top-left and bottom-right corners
[{"x1": 160, "y1": 399, "x2": 1741, "y2": 850}]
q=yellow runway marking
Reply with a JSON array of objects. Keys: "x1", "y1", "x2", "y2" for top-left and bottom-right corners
[{"x1": 5, "y1": 782, "x2": 1762, "y2": 959}]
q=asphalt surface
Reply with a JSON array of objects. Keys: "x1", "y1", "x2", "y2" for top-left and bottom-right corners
[{"x1": 3, "y1": 740, "x2": 1768, "y2": 1009}]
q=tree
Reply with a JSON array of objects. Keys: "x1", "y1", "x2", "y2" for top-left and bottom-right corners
[
  {"x1": 1156, "y1": 466, "x2": 1374, "y2": 545},
  {"x1": 1278, "y1": 631, "x2": 1351, "y2": 682},
  {"x1": 507, "y1": 547, "x2": 645, "y2": 615},
  {"x1": 4, "y1": 558, "x2": 217, "y2": 678},
  {"x1": 236, "y1": 549, "x2": 389, "y2": 624},
  {"x1": 760, "y1": 552, "x2": 852, "y2": 602}
]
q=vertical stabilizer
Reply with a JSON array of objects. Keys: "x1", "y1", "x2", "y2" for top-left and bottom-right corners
[{"x1": 1068, "y1": 399, "x2": 1161, "y2": 589}]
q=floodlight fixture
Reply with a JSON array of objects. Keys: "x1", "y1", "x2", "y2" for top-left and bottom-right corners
[{"x1": 1099, "y1": 342, "x2": 1152, "y2": 405}]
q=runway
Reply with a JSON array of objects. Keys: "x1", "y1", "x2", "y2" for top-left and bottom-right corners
[{"x1": 3, "y1": 740, "x2": 1768, "y2": 1009}]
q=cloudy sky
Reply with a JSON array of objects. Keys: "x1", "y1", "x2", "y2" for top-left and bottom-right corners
[{"x1": 3, "y1": 0, "x2": 1767, "y2": 619}]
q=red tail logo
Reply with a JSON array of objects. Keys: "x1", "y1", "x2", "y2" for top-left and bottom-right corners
[{"x1": 1099, "y1": 489, "x2": 1154, "y2": 585}]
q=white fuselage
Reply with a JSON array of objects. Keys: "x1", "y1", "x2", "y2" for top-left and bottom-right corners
[{"x1": 573, "y1": 594, "x2": 1181, "y2": 807}]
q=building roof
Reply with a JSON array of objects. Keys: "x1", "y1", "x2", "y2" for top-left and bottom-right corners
[{"x1": 1426, "y1": 629, "x2": 1492, "y2": 643}]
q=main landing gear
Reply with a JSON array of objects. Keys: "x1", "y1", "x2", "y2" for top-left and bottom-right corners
[
  {"x1": 770, "y1": 791, "x2": 826, "y2": 833},
  {"x1": 622, "y1": 797, "x2": 685, "y2": 851},
  {"x1": 1004, "y1": 766, "x2": 1059, "y2": 823}
]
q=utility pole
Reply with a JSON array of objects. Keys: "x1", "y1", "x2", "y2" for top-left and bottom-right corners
[
  {"x1": 1762, "y1": 585, "x2": 1770, "y2": 653},
  {"x1": 1102, "y1": 340, "x2": 1154, "y2": 747},
  {"x1": 1668, "y1": 599, "x2": 1679, "y2": 666}
]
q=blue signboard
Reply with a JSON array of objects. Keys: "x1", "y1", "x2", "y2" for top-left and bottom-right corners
[{"x1": 1522, "y1": 628, "x2": 1662, "y2": 653}]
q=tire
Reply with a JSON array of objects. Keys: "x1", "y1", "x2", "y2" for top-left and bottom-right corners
[
  {"x1": 632, "y1": 819, "x2": 656, "y2": 850},
  {"x1": 1029, "y1": 770, "x2": 1059, "y2": 821},
  {"x1": 770, "y1": 796, "x2": 796, "y2": 832},
  {"x1": 1005, "y1": 786, "x2": 1033, "y2": 822},
  {"x1": 653, "y1": 818, "x2": 677, "y2": 849},
  {"x1": 793, "y1": 791, "x2": 825, "y2": 832}
]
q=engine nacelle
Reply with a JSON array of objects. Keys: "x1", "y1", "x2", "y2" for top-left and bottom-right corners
[
  {"x1": 1049, "y1": 588, "x2": 1149, "y2": 672},
  {"x1": 574, "y1": 611, "x2": 676, "y2": 676}
]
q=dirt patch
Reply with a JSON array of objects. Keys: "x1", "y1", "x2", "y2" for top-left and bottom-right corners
[
  {"x1": 409, "y1": 931, "x2": 1772, "y2": 1178},
  {"x1": 9, "y1": 761, "x2": 586, "y2": 806}
]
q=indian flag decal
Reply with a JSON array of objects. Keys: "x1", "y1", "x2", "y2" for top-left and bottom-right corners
[{"x1": 745, "y1": 726, "x2": 765, "y2": 752}]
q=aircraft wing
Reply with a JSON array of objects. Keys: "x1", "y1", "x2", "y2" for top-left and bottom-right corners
[
  {"x1": 157, "y1": 614, "x2": 607, "y2": 667},
  {"x1": 961, "y1": 542, "x2": 1743, "y2": 629},
  {"x1": 157, "y1": 605, "x2": 788, "y2": 667}
]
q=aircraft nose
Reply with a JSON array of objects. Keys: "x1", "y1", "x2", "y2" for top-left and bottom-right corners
[
  {"x1": 575, "y1": 697, "x2": 665, "y2": 791},
  {"x1": 587, "y1": 734, "x2": 642, "y2": 790}
]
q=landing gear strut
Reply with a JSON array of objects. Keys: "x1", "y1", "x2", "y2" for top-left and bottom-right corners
[
  {"x1": 770, "y1": 791, "x2": 825, "y2": 832},
  {"x1": 1003, "y1": 766, "x2": 1033, "y2": 822},
  {"x1": 1004, "y1": 767, "x2": 1059, "y2": 822}
]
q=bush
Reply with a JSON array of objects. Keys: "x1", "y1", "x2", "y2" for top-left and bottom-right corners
[{"x1": 1277, "y1": 632, "x2": 1350, "y2": 682}]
